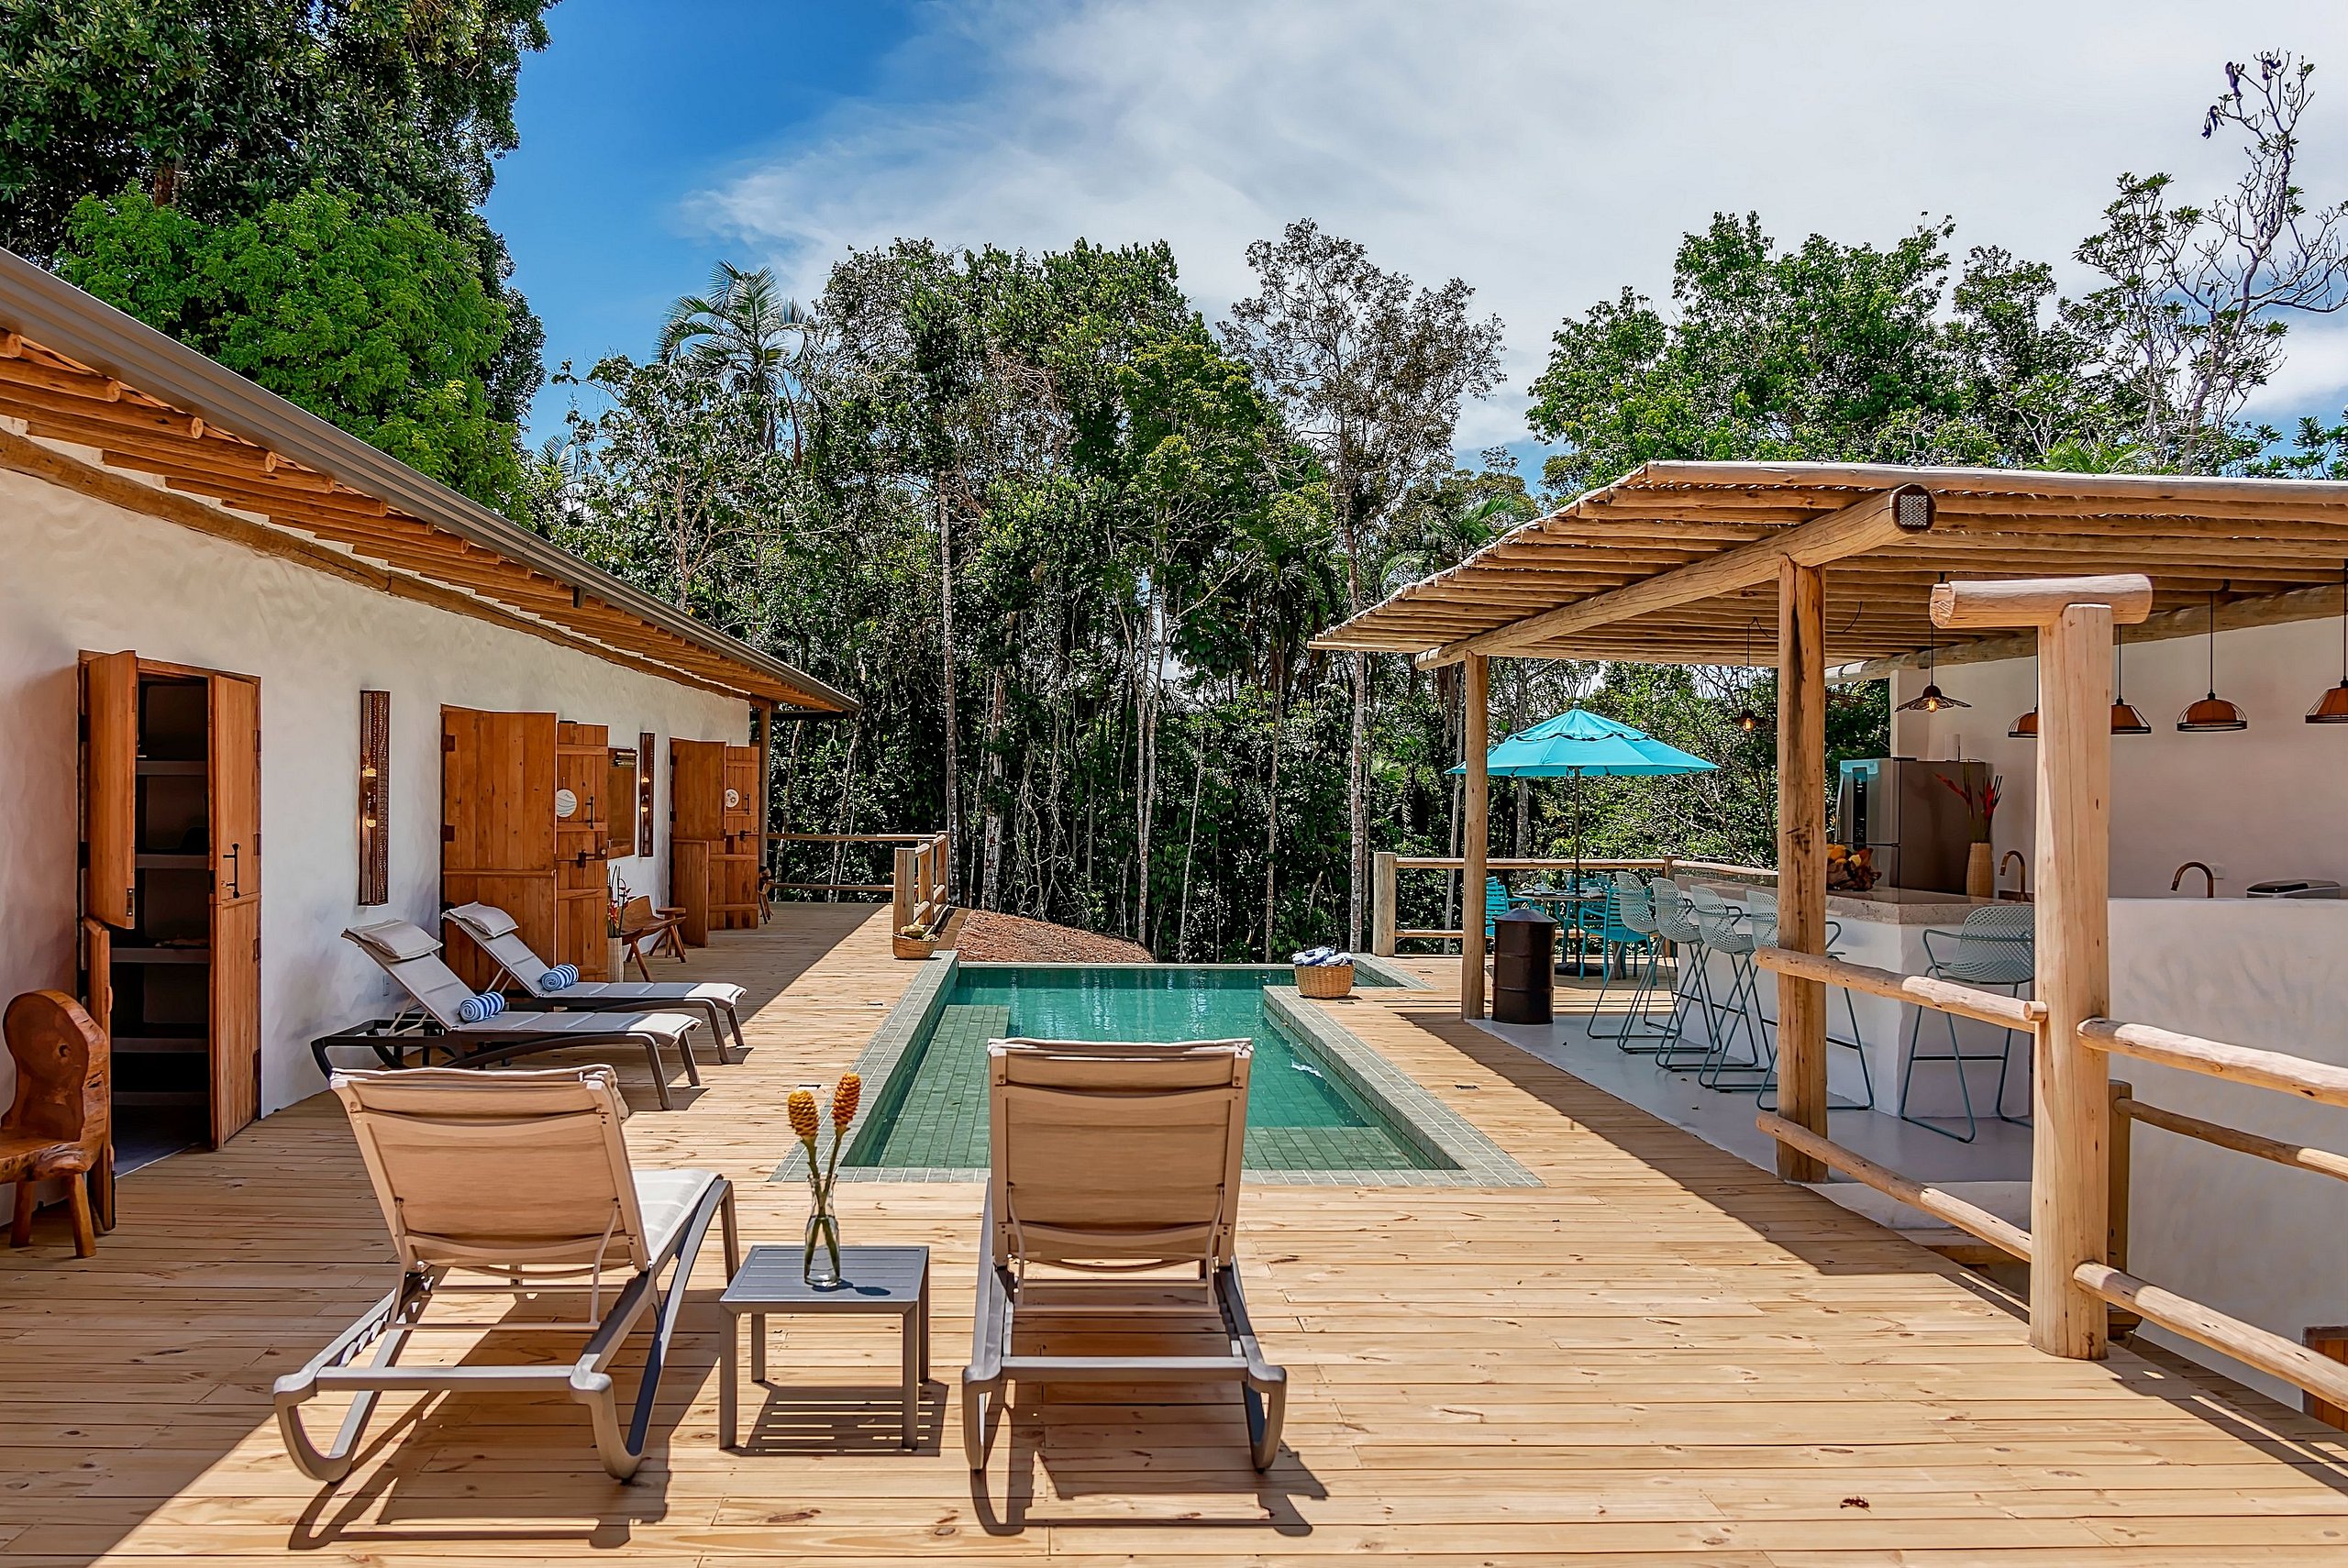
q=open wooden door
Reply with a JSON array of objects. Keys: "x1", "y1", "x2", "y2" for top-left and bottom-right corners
[
  {"x1": 442, "y1": 707, "x2": 559, "y2": 988},
  {"x1": 208, "y1": 675, "x2": 261, "y2": 1145},
  {"x1": 717, "y1": 745, "x2": 760, "y2": 930},
  {"x1": 669, "y1": 740, "x2": 726, "y2": 945},
  {"x1": 82, "y1": 651, "x2": 138, "y2": 930}
]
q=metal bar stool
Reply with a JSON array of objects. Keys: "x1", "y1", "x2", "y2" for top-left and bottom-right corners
[
  {"x1": 1589, "y1": 876, "x2": 1667, "y2": 1045},
  {"x1": 1739, "y1": 890, "x2": 1876, "y2": 1112},
  {"x1": 1898, "y1": 904, "x2": 2035, "y2": 1143},
  {"x1": 1646, "y1": 879, "x2": 1721, "y2": 1070},
  {"x1": 1687, "y1": 887, "x2": 1770, "y2": 1090}
]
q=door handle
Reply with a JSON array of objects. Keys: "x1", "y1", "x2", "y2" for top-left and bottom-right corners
[{"x1": 224, "y1": 843, "x2": 240, "y2": 900}]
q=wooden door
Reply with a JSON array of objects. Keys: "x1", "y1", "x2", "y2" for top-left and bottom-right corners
[
  {"x1": 716, "y1": 745, "x2": 760, "y2": 929},
  {"x1": 555, "y1": 722, "x2": 611, "y2": 979},
  {"x1": 441, "y1": 707, "x2": 559, "y2": 988},
  {"x1": 82, "y1": 651, "x2": 138, "y2": 929},
  {"x1": 208, "y1": 675, "x2": 261, "y2": 1145},
  {"x1": 80, "y1": 917, "x2": 112, "y2": 1040},
  {"x1": 670, "y1": 740, "x2": 727, "y2": 839}
]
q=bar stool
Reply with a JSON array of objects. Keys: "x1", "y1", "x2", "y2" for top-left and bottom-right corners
[
  {"x1": 1687, "y1": 887, "x2": 1770, "y2": 1089},
  {"x1": 1898, "y1": 904, "x2": 2035, "y2": 1142},
  {"x1": 1646, "y1": 879, "x2": 1719, "y2": 1070},
  {"x1": 1740, "y1": 890, "x2": 1876, "y2": 1112},
  {"x1": 1589, "y1": 875, "x2": 1667, "y2": 1045}
]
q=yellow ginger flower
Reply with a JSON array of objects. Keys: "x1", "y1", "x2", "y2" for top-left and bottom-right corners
[
  {"x1": 831, "y1": 1073, "x2": 862, "y2": 1131},
  {"x1": 786, "y1": 1088, "x2": 819, "y2": 1141}
]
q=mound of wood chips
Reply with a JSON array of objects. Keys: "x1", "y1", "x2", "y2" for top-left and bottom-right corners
[{"x1": 942, "y1": 909, "x2": 1153, "y2": 963}]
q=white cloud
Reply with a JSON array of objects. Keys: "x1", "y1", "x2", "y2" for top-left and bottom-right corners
[{"x1": 692, "y1": 0, "x2": 2348, "y2": 455}]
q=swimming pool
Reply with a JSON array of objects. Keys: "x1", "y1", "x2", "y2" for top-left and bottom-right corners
[{"x1": 843, "y1": 963, "x2": 1465, "y2": 1176}]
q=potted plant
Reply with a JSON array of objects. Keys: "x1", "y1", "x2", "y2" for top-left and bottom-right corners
[
  {"x1": 1942, "y1": 772, "x2": 2002, "y2": 900},
  {"x1": 605, "y1": 872, "x2": 631, "y2": 979}
]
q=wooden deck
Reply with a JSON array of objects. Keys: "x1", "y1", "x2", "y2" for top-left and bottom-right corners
[{"x1": 4, "y1": 907, "x2": 2346, "y2": 1564}]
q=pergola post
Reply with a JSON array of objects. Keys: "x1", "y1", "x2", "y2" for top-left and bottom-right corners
[
  {"x1": 1775, "y1": 558, "x2": 1829, "y2": 1181},
  {"x1": 1462, "y1": 652, "x2": 1490, "y2": 1021},
  {"x1": 1933, "y1": 573, "x2": 2152, "y2": 1361}
]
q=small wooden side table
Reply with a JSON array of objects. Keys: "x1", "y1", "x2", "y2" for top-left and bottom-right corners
[{"x1": 718, "y1": 1243, "x2": 930, "y2": 1450}]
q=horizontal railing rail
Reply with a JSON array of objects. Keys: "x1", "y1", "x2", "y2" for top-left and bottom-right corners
[
  {"x1": 1755, "y1": 947, "x2": 2045, "y2": 1031},
  {"x1": 1752, "y1": 963, "x2": 2348, "y2": 1417},
  {"x1": 1371, "y1": 852, "x2": 1777, "y2": 955},
  {"x1": 769, "y1": 832, "x2": 949, "y2": 921}
]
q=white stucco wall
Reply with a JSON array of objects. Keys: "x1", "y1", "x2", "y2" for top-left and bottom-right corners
[
  {"x1": 2109, "y1": 899, "x2": 2348, "y2": 1408},
  {"x1": 0, "y1": 464, "x2": 751, "y2": 1124},
  {"x1": 1890, "y1": 616, "x2": 2348, "y2": 899}
]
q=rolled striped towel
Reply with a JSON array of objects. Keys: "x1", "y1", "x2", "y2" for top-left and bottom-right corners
[
  {"x1": 539, "y1": 964, "x2": 579, "y2": 991},
  {"x1": 457, "y1": 990, "x2": 507, "y2": 1023}
]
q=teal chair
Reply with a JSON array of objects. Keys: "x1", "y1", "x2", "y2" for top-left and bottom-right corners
[{"x1": 1483, "y1": 876, "x2": 1519, "y2": 940}]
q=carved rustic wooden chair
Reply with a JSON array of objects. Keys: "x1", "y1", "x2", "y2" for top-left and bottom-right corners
[
  {"x1": 617, "y1": 896, "x2": 689, "y2": 980},
  {"x1": 4, "y1": 990, "x2": 113, "y2": 1257}
]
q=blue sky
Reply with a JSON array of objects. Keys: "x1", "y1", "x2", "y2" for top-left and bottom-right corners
[{"x1": 489, "y1": 1, "x2": 2348, "y2": 471}]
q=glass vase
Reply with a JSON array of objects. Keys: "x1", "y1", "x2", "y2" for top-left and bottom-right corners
[{"x1": 803, "y1": 1209, "x2": 842, "y2": 1288}]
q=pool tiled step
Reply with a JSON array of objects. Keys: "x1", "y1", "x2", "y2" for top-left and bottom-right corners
[
  {"x1": 1245, "y1": 1124, "x2": 1422, "y2": 1171},
  {"x1": 864, "y1": 1003, "x2": 1006, "y2": 1170}
]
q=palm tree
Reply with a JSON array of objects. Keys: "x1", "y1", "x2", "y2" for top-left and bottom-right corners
[{"x1": 660, "y1": 261, "x2": 815, "y2": 456}]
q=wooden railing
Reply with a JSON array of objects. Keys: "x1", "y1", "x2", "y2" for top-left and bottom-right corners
[
  {"x1": 770, "y1": 832, "x2": 950, "y2": 919},
  {"x1": 1370, "y1": 852, "x2": 1776, "y2": 955},
  {"x1": 1751, "y1": 944, "x2": 2348, "y2": 1419},
  {"x1": 891, "y1": 831, "x2": 951, "y2": 938}
]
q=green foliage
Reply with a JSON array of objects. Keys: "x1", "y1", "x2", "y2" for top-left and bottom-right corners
[{"x1": 60, "y1": 187, "x2": 526, "y2": 511}]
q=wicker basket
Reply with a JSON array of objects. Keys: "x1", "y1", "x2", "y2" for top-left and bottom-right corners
[
  {"x1": 892, "y1": 934, "x2": 938, "y2": 961},
  {"x1": 1292, "y1": 962, "x2": 1355, "y2": 999}
]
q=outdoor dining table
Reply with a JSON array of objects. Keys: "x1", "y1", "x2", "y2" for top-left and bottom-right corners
[{"x1": 1516, "y1": 882, "x2": 1611, "y2": 977}]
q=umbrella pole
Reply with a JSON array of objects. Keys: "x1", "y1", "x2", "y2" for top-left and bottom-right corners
[{"x1": 1573, "y1": 770, "x2": 1585, "y2": 975}]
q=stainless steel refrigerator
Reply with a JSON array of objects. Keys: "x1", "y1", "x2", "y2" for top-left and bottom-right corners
[{"x1": 1834, "y1": 758, "x2": 1990, "y2": 895}]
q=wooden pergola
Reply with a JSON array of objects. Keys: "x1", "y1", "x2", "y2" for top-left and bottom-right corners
[{"x1": 1315, "y1": 460, "x2": 2348, "y2": 1375}]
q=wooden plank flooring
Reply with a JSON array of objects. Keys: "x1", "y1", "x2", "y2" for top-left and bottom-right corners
[{"x1": 3, "y1": 907, "x2": 2345, "y2": 1563}]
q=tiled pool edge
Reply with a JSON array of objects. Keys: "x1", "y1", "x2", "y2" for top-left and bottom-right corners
[
  {"x1": 812, "y1": 950, "x2": 1536, "y2": 1188},
  {"x1": 778, "y1": 949, "x2": 963, "y2": 1184},
  {"x1": 1261, "y1": 988, "x2": 1539, "y2": 1187}
]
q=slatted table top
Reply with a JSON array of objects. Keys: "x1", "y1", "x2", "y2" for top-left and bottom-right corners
[{"x1": 720, "y1": 1242, "x2": 928, "y2": 1312}]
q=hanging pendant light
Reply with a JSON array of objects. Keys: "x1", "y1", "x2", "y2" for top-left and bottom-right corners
[
  {"x1": 2309, "y1": 563, "x2": 2348, "y2": 723},
  {"x1": 1897, "y1": 576, "x2": 1970, "y2": 713},
  {"x1": 2110, "y1": 634, "x2": 2151, "y2": 734},
  {"x1": 2008, "y1": 654, "x2": 2040, "y2": 738},
  {"x1": 2177, "y1": 586, "x2": 2248, "y2": 732},
  {"x1": 1733, "y1": 619, "x2": 1767, "y2": 732}
]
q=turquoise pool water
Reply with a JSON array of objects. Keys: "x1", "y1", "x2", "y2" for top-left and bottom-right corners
[{"x1": 848, "y1": 965, "x2": 1447, "y2": 1172}]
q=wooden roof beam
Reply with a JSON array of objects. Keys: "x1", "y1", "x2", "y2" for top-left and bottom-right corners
[{"x1": 1410, "y1": 485, "x2": 1933, "y2": 666}]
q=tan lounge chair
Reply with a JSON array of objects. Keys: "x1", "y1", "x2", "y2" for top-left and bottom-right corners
[
  {"x1": 961, "y1": 1036, "x2": 1287, "y2": 1472},
  {"x1": 273, "y1": 1066, "x2": 738, "y2": 1482},
  {"x1": 443, "y1": 902, "x2": 748, "y2": 1061},
  {"x1": 338, "y1": 920, "x2": 703, "y2": 1109}
]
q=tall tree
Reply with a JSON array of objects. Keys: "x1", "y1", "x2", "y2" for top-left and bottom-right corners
[
  {"x1": 660, "y1": 262, "x2": 817, "y2": 457},
  {"x1": 1224, "y1": 220, "x2": 1503, "y2": 948},
  {"x1": 2070, "y1": 51, "x2": 2348, "y2": 472}
]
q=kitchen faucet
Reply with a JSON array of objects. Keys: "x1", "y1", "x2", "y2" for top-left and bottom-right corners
[
  {"x1": 1999, "y1": 850, "x2": 2028, "y2": 900},
  {"x1": 2172, "y1": 861, "x2": 2215, "y2": 898}
]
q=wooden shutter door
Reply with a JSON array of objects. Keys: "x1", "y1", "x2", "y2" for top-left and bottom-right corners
[
  {"x1": 208, "y1": 675, "x2": 261, "y2": 1145},
  {"x1": 441, "y1": 707, "x2": 559, "y2": 988},
  {"x1": 82, "y1": 651, "x2": 138, "y2": 929}
]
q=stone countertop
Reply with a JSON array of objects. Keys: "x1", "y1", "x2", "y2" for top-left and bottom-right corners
[{"x1": 1695, "y1": 878, "x2": 2005, "y2": 928}]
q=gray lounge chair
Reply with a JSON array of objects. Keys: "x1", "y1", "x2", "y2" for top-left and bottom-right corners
[
  {"x1": 273, "y1": 1066, "x2": 737, "y2": 1481},
  {"x1": 443, "y1": 901, "x2": 748, "y2": 1062},
  {"x1": 961, "y1": 1036, "x2": 1287, "y2": 1473},
  {"x1": 341, "y1": 920, "x2": 703, "y2": 1109}
]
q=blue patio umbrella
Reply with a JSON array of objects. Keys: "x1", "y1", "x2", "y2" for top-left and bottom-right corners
[{"x1": 1450, "y1": 707, "x2": 1717, "y2": 889}]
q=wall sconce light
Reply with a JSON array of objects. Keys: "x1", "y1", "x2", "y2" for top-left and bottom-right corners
[
  {"x1": 637, "y1": 730, "x2": 658, "y2": 856},
  {"x1": 359, "y1": 690, "x2": 390, "y2": 904}
]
